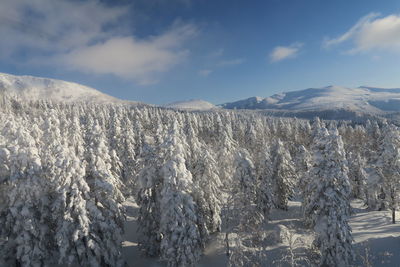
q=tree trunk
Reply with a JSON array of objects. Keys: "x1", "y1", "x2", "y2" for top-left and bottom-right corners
[
  {"x1": 392, "y1": 208, "x2": 396, "y2": 224},
  {"x1": 225, "y1": 232, "x2": 230, "y2": 256}
]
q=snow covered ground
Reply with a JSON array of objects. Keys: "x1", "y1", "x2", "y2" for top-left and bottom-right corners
[
  {"x1": 351, "y1": 199, "x2": 400, "y2": 266},
  {"x1": 121, "y1": 199, "x2": 164, "y2": 267},
  {"x1": 122, "y1": 199, "x2": 400, "y2": 266}
]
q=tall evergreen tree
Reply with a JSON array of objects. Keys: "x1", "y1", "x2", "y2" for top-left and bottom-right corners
[
  {"x1": 376, "y1": 123, "x2": 400, "y2": 223},
  {"x1": 192, "y1": 148, "x2": 223, "y2": 243},
  {"x1": 304, "y1": 127, "x2": 354, "y2": 266},
  {"x1": 136, "y1": 136, "x2": 164, "y2": 257},
  {"x1": 226, "y1": 150, "x2": 265, "y2": 265},
  {"x1": 271, "y1": 139, "x2": 296, "y2": 210},
  {"x1": 159, "y1": 127, "x2": 202, "y2": 267}
]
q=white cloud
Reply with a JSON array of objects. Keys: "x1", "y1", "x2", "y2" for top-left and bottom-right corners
[
  {"x1": 0, "y1": 0, "x2": 197, "y2": 84},
  {"x1": 324, "y1": 13, "x2": 400, "y2": 53},
  {"x1": 217, "y1": 58, "x2": 245, "y2": 67},
  {"x1": 198, "y1": 69, "x2": 212, "y2": 77},
  {"x1": 62, "y1": 24, "x2": 196, "y2": 85},
  {"x1": 0, "y1": 0, "x2": 126, "y2": 53},
  {"x1": 269, "y1": 43, "x2": 303, "y2": 62}
]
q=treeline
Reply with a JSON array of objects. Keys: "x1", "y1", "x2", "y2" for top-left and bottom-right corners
[{"x1": 0, "y1": 95, "x2": 398, "y2": 266}]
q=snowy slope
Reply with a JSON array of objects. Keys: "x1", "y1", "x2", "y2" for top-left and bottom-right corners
[
  {"x1": 122, "y1": 199, "x2": 400, "y2": 267},
  {"x1": 0, "y1": 72, "x2": 122, "y2": 103},
  {"x1": 221, "y1": 86, "x2": 400, "y2": 114},
  {"x1": 164, "y1": 99, "x2": 218, "y2": 110}
]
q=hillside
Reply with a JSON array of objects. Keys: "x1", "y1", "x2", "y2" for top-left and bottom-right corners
[{"x1": 0, "y1": 72, "x2": 122, "y2": 103}]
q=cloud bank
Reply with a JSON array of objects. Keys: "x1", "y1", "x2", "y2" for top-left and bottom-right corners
[
  {"x1": 0, "y1": 0, "x2": 196, "y2": 84},
  {"x1": 324, "y1": 13, "x2": 400, "y2": 53},
  {"x1": 63, "y1": 24, "x2": 196, "y2": 84},
  {"x1": 270, "y1": 43, "x2": 303, "y2": 62}
]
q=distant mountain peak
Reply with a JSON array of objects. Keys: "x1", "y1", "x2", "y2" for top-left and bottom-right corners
[{"x1": 164, "y1": 99, "x2": 218, "y2": 110}]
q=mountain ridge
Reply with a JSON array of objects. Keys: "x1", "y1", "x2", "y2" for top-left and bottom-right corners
[{"x1": 220, "y1": 85, "x2": 400, "y2": 114}]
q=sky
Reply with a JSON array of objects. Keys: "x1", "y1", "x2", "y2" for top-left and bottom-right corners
[{"x1": 1, "y1": 0, "x2": 400, "y2": 105}]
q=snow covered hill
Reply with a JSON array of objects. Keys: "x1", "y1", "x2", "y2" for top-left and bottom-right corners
[
  {"x1": 0, "y1": 72, "x2": 122, "y2": 103},
  {"x1": 221, "y1": 85, "x2": 400, "y2": 114},
  {"x1": 164, "y1": 99, "x2": 218, "y2": 110}
]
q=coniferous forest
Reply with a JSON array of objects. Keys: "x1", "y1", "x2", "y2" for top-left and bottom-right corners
[{"x1": 0, "y1": 95, "x2": 399, "y2": 267}]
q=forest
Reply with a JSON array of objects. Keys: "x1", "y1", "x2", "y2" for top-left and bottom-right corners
[{"x1": 0, "y1": 94, "x2": 398, "y2": 267}]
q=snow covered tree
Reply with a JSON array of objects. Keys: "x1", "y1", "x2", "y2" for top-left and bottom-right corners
[
  {"x1": 347, "y1": 152, "x2": 367, "y2": 199},
  {"x1": 256, "y1": 148, "x2": 273, "y2": 217},
  {"x1": 376, "y1": 123, "x2": 400, "y2": 223},
  {"x1": 304, "y1": 127, "x2": 354, "y2": 266},
  {"x1": 296, "y1": 145, "x2": 312, "y2": 202},
  {"x1": 136, "y1": 136, "x2": 164, "y2": 257},
  {"x1": 118, "y1": 115, "x2": 139, "y2": 196},
  {"x1": 159, "y1": 128, "x2": 202, "y2": 267},
  {"x1": 216, "y1": 128, "x2": 238, "y2": 186},
  {"x1": 225, "y1": 150, "x2": 265, "y2": 265},
  {"x1": 0, "y1": 120, "x2": 51, "y2": 266},
  {"x1": 83, "y1": 120, "x2": 125, "y2": 266},
  {"x1": 38, "y1": 114, "x2": 99, "y2": 266},
  {"x1": 192, "y1": 148, "x2": 223, "y2": 243},
  {"x1": 51, "y1": 147, "x2": 93, "y2": 266},
  {"x1": 271, "y1": 139, "x2": 297, "y2": 210}
]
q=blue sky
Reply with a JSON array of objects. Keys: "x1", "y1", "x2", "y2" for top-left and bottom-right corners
[{"x1": 1, "y1": 0, "x2": 400, "y2": 104}]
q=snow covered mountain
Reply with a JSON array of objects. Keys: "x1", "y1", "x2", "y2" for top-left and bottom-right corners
[
  {"x1": 164, "y1": 99, "x2": 218, "y2": 110},
  {"x1": 0, "y1": 72, "x2": 122, "y2": 103},
  {"x1": 221, "y1": 85, "x2": 400, "y2": 114}
]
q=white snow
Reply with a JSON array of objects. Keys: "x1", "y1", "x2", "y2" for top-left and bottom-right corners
[
  {"x1": 350, "y1": 199, "x2": 400, "y2": 266},
  {"x1": 0, "y1": 72, "x2": 125, "y2": 103}
]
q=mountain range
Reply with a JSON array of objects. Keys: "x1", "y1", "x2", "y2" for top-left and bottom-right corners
[
  {"x1": 220, "y1": 85, "x2": 400, "y2": 114},
  {"x1": 2, "y1": 72, "x2": 400, "y2": 121}
]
